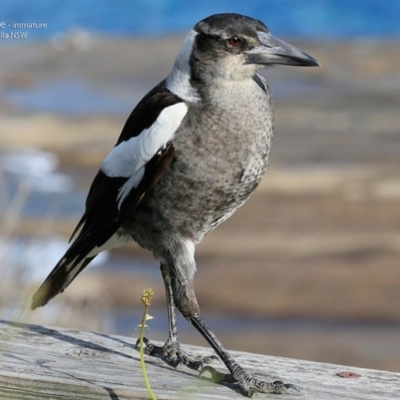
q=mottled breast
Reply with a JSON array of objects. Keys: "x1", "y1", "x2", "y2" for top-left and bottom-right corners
[{"x1": 127, "y1": 76, "x2": 273, "y2": 244}]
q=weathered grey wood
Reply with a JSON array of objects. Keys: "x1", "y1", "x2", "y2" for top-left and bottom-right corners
[{"x1": 0, "y1": 320, "x2": 399, "y2": 399}]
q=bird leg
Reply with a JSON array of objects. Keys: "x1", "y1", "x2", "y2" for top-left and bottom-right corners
[
  {"x1": 137, "y1": 263, "x2": 217, "y2": 369},
  {"x1": 167, "y1": 272, "x2": 298, "y2": 397},
  {"x1": 191, "y1": 313, "x2": 299, "y2": 397}
]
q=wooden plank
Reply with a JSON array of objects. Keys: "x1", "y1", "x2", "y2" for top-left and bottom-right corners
[{"x1": 0, "y1": 319, "x2": 399, "y2": 399}]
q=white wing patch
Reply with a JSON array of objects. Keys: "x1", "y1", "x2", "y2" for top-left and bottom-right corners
[{"x1": 101, "y1": 102, "x2": 188, "y2": 207}]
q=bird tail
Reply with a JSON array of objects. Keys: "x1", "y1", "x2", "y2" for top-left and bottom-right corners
[
  {"x1": 31, "y1": 251, "x2": 96, "y2": 310},
  {"x1": 31, "y1": 223, "x2": 128, "y2": 310}
]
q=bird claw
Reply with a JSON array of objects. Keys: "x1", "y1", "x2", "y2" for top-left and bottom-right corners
[
  {"x1": 199, "y1": 365, "x2": 299, "y2": 397},
  {"x1": 136, "y1": 337, "x2": 218, "y2": 370},
  {"x1": 268, "y1": 380, "x2": 300, "y2": 393}
]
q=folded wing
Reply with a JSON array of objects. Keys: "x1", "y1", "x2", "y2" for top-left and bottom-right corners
[{"x1": 31, "y1": 82, "x2": 187, "y2": 309}]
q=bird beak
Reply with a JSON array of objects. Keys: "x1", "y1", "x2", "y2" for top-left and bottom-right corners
[{"x1": 245, "y1": 31, "x2": 320, "y2": 67}]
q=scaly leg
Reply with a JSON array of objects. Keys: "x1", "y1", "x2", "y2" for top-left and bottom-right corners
[
  {"x1": 191, "y1": 313, "x2": 299, "y2": 397},
  {"x1": 137, "y1": 263, "x2": 217, "y2": 369},
  {"x1": 167, "y1": 268, "x2": 298, "y2": 397}
]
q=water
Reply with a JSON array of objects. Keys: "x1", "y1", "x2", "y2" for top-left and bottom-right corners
[
  {"x1": 0, "y1": 148, "x2": 84, "y2": 218},
  {"x1": 1, "y1": 0, "x2": 397, "y2": 116},
  {"x1": 2, "y1": 79, "x2": 135, "y2": 116},
  {"x1": 1, "y1": 0, "x2": 399, "y2": 40}
]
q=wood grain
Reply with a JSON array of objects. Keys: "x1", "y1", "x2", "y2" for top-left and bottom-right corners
[{"x1": 0, "y1": 320, "x2": 399, "y2": 399}]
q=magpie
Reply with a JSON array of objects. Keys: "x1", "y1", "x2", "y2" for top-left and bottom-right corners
[{"x1": 32, "y1": 13, "x2": 319, "y2": 397}]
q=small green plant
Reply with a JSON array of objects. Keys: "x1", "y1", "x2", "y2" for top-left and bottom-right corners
[{"x1": 138, "y1": 288, "x2": 157, "y2": 400}]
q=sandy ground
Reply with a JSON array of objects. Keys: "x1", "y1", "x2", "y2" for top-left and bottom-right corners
[{"x1": 1, "y1": 35, "x2": 400, "y2": 371}]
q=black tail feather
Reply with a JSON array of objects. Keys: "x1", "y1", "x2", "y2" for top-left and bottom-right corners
[
  {"x1": 31, "y1": 212, "x2": 119, "y2": 310},
  {"x1": 31, "y1": 255, "x2": 95, "y2": 310}
]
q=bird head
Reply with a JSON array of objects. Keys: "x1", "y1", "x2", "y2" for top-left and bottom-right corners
[{"x1": 167, "y1": 13, "x2": 319, "y2": 100}]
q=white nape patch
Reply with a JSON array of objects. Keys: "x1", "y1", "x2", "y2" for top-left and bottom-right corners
[
  {"x1": 101, "y1": 102, "x2": 188, "y2": 207},
  {"x1": 166, "y1": 30, "x2": 199, "y2": 102}
]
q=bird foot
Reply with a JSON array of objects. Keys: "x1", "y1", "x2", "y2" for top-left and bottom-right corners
[
  {"x1": 199, "y1": 365, "x2": 299, "y2": 397},
  {"x1": 136, "y1": 337, "x2": 219, "y2": 370}
]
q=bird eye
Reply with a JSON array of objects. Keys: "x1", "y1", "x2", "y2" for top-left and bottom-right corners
[{"x1": 227, "y1": 37, "x2": 242, "y2": 47}]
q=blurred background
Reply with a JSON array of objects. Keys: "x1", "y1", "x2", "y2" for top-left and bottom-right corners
[{"x1": 1, "y1": 0, "x2": 400, "y2": 372}]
